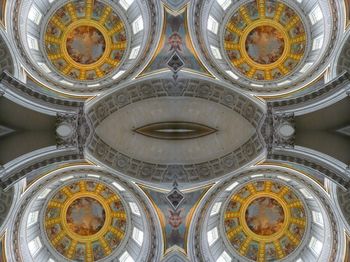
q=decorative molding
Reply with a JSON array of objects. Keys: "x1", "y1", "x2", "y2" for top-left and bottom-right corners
[
  {"x1": 86, "y1": 79, "x2": 265, "y2": 183},
  {"x1": 190, "y1": 168, "x2": 340, "y2": 262},
  {"x1": 10, "y1": 0, "x2": 161, "y2": 93},
  {"x1": 190, "y1": 0, "x2": 340, "y2": 93},
  {"x1": 0, "y1": 71, "x2": 84, "y2": 111}
]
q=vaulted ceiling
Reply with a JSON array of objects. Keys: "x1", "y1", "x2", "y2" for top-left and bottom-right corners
[{"x1": 0, "y1": 0, "x2": 350, "y2": 262}]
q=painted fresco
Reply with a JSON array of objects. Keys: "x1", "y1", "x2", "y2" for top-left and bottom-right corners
[
  {"x1": 66, "y1": 26, "x2": 106, "y2": 65},
  {"x1": 224, "y1": 0, "x2": 306, "y2": 81},
  {"x1": 144, "y1": 9, "x2": 207, "y2": 74},
  {"x1": 66, "y1": 197, "x2": 106, "y2": 236},
  {"x1": 142, "y1": 186, "x2": 208, "y2": 251},
  {"x1": 44, "y1": 180, "x2": 127, "y2": 261},
  {"x1": 224, "y1": 181, "x2": 306, "y2": 261},
  {"x1": 245, "y1": 26, "x2": 285, "y2": 64},
  {"x1": 245, "y1": 197, "x2": 285, "y2": 235},
  {"x1": 44, "y1": 0, "x2": 127, "y2": 81}
]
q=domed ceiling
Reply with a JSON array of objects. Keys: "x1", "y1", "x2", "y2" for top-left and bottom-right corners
[
  {"x1": 44, "y1": 0, "x2": 127, "y2": 81},
  {"x1": 44, "y1": 180, "x2": 127, "y2": 261},
  {"x1": 224, "y1": 1, "x2": 306, "y2": 81},
  {"x1": 0, "y1": 0, "x2": 349, "y2": 262},
  {"x1": 224, "y1": 180, "x2": 306, "y2": 261}
]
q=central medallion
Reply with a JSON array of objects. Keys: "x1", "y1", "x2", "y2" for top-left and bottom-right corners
[
  {"x1": 66, "y1": 26, "x2": 106, "y2": 65},
  {"x1": 66, "y1": 197, "x2": 106, "y2": 236},
  {"x1": 245, "y1": 196, "x2": 285, "y2": 236},
  {"x1": 245, "y1": 26, "x2": 285, "y2": 65}
]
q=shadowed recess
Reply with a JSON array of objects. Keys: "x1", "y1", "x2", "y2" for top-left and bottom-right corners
[{"x1": 134, "y1": 122, "x2": 217, "y2": 140}]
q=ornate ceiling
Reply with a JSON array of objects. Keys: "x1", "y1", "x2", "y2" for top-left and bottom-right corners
[{"x1": 0, "y1": 0, "x2": 349, "y2": 262}]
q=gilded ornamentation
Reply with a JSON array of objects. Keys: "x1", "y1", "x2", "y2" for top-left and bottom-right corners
[
  {"x1": 224, "y1": 0, "x2": 306, "y2": 81},
  {"x1": 44, "y1": 0, "x2": 127, "y2": 81},
  {"x1": 224, "y1": 180, "x2": 306, "y2": 261},
  {"x1": 44, "y1": 180, "x2": 127, "y2": 261}
]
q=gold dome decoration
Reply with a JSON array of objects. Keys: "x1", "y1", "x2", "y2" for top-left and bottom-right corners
[
  {"x1": 224, "y1": 180, "x2": 306, "y2": 261},
  {"x1": 44, "y1": 0, "x2": 127, "y2": 81},
  {"x1": 44, "y1": 180, "x2": 127, "y2": 261},
  {"x1": 224, "y1": 0, "x2": 306, "y2": 81}
]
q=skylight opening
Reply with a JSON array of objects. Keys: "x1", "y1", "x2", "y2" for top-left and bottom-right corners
[
  {"x1": 132, "y1": 16, "x2": 144, "y2": 34},
  {"x1": 210, "y1": 45, "x2": 222, "y2": 59},
  {"x1": 48, "y1": 259, "x2": 55, "y2": 262},
  {"x1": 28, "y1": 5, "x2": 42, "y2": 25},
  {"x1": 28, "y1": 237, "x2": 42, "y2": 256},
  {"x1": 27, "y1": 211, "x2": 39, "y2": 227},
  {"x1": 216, "y1": 0, "x2": 232, "y2": 10},
  {"x1": 38, "y1": 188, "x2": 51, "y2": 199},
  {"x1": 309, "y1": 5, "x2": 323, "y2": 25},
  {"x1": 38, "y1": 62, "x2": 51, "y2": 73},
  {"x1": 309, "y1": 236, "x2": 323, "y2": 256},
  {"x1": 87, "y1": 174, "x2": 100, "y2": 178},
  {"x1": 207, "y1": 227, "x2": 219, "y2": 246},
  {"x1": 300, "y1": 63, "x2": 312, "y2": 73},
  {"x1": 208, "y1": 15, "x2": 219, "y2": 34},
  {"x1": 300, "y1": 188, "x2": 313, "y2": 199},
  {"x1": 88, "y1": 83, "x2": 100, "y2": 87},
  {"x1": 112, "y1": 70, "x2": 125, "y2": 80},
  {"x1": 119, "y1": 251, "x2": 134, "y2": 262},
  {"x1": 60, "y1": 175, "x2": 73, "y2": 181},
  {"x1": 312, "y1": 211, "x2": 324, "y2": 226},
  {"x1": 277, "y1": 175, "x2": 291, "y2": 181},
  {"x1": 27, "y1": 35, "x2": 39, "y2": 50},
  {"x1": 312, "y1": 34, "x2": 324, "y2": 50},
  {"x1": 217, "y1": 251, "x2": 232, "y2": 262},
  {"x1": 251, "y1": 174, "x2": 264, "y2": 178},
  {"x1": 277, "y1": 80, "x2": 291, "y2": 86},
  {"x1": 129, "y1": 46, "x2": 140, "y2": 59},
  {"x1": 226, "y1": 70, "x2": 239, "y2": 80},
  {"x1": 210, "y1": 202, "x2": 222, "y2": 216},
  {"x1": 129, "y1": 202, "x2": 141, "y2": 216},
  {"x1": 132, "y1": 227, "x2": 144, "y2": 246},
  {"x1": 112, "y1": 181, "x2": 125, "y2": 191},
  {"x1": 296, "y1": 259, "x2": 303, "y2": 262},
  {"x1": 60, "y1": 80, "x2": 74, "y2": 86},
  {"x1": 226, "y1": 181, "x2": 239, "y2": 191},
  {"x1": 119, "y1": 0, "x2": 134, "y2": 10}
]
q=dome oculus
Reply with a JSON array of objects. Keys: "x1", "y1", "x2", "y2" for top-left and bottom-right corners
[
  {"x1": 44, "y1": 0, "x2": 127, "y2": 81},
  {"x1": 224, "y1": 1, "x2": 306, "y2": 81}
]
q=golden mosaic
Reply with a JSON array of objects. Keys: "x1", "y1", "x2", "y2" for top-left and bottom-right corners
[
  {"x1": 224, "y1": 0, "x2": 306, "y2": 81},
  {"x1": 44, "y1": 180, "x2": 127, "y2": 261},
  {"x1": 224, "y1": 180, "x2": 307, "y2": 261},
  {"x1": 45, "y1": 0, "x2": 127, "y2": 81}
]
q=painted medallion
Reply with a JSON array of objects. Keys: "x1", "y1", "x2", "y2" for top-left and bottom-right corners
[
  {"x1": 66, "y1": 197, "x2": 106, "y2": 236},
  {"x1": 245, "y1": 26, "x2": 285, "y2": 65},
  {"x1": 245, "y1": 197, "x2": 285, "y2": 236},
  {"x1": 66, "y1": 26, "x2": 106, "y2": 65}
]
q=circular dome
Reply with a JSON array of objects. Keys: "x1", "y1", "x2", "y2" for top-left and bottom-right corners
[
  {"x1": 190, "y1": 168, "x2": 339, "y2": 262},
  {"x1": 6, "y1": 167, "x2": 162, "y2": 262},
  {"x1": 224, "y1": 1, "x2": 306, "y2": 81},
  {"x1": 224, "y1": 180, "x2": 306, "y2": 261},
  {"x1": 44, "y1": 0, "x2": 127, "y2": 81},
  {"x1": 44, "y1": 180, "x2": 127, "y2": 261},
  {"x1": 189, "y1": 0, "x2": 340, "y2": 94},
  {"x1": 9, "y1": 0, "x2": 162, "y2": 94}
]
